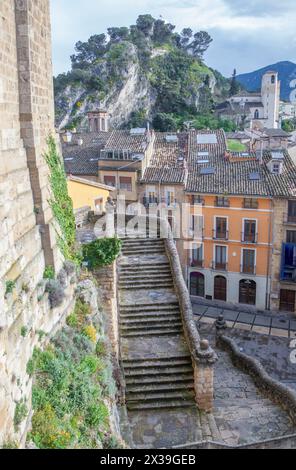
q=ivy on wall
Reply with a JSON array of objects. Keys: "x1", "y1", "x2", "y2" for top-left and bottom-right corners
[{"x1": 44, "y1": 136, "x2": 81, "y2": 264}]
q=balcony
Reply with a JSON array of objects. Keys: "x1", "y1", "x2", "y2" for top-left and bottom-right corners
[
  {"x1": 212, "y1": 261, "x2": 228, "y2": 271},
  {"x1": 240, "y1": 264, "x2": 256, "y2": 275},
  {"x1": 191, "y1": 259, "x2": 204, "y2": 268},
  {"x1": 284, "y1": 214, "x2": 296, "y2": 225},
  {"x1": 241, "y1": 232, "x2": 258, "y2": 244},
  {"x1": 213, "y1": 229, "x2": 229, "y2": 241}
]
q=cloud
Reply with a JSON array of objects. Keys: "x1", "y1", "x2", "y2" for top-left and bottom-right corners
[{"x1": 50, "y1": 0, "x2": 296, "y2": 77}]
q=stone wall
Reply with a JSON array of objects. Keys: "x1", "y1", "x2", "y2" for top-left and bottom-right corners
[{"x1": 0, "y1": 0, "x2": 75, "y2": 446}]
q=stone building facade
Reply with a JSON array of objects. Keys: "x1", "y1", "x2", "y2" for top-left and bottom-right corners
[{"x1": 0, "y1": 0, "x2": 75, "y2": 445}]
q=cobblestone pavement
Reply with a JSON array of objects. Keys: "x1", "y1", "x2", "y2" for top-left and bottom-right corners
[{"x1": 192, "y1": 299, "x2": 296, "y2": 339}]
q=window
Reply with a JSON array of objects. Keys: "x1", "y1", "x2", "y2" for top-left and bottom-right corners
[
  {"x1": 254, "y1": 109, "x2": 259, "y2": 119},
  {"x1": 95, "y1": 198, "x2": 103, "y2": 213},
  {"x1": 243, "y1": 198, "x2": 258, "y2": 209},
  {"x1": 191, "y1": 215, "x2": 203, "y2": 235},
  {"x1": 191, "y1": 195, "x2": 205, "y2": 205},
  {"x1": 288, "y1": 201, "x2": 296, "y2": 223},
  {"x1": 287, "y1": 231, "x2": 296, "y2": 244},
  {"x1": 214, "y1": 217, "x2": 228, "y2": 239},
  {"x1": 272, "y1": 162, "x2": 281, "y2": 174},
  {"x1": 271, "y1": 75, "x2": 275, "y2": 84},
  {"x1": 215, "y1": 196, "x2": 229, "y2": 207},
  {"x1": 104, "y1": 175, "x2": 116, "y2": 187},
  {"x1": 243, "y1": 219, "x2": 257, "y2": 243},
  {"x1": 242, "y1": 249, "x2": 256, "y2": 274},
  {"x1": 119, "y1": 177, "x2": 132, "y2": 192},
  {"x1": 214, "y1": 246, "x2": 227, "y2": 270},
  {"x1": 191, "y1": 244, "x2": 203, "y2": 267},
  {"x1": 166, "y1": 190, "x2": 175, "y2": 206}
]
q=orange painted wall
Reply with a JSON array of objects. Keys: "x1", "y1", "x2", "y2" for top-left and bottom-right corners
[{"x1": 188, "y1": 195, "x2": 272, "y2": 276}]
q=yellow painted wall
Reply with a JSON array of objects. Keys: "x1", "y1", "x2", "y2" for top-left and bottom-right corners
[{"x1": 67, "y1": 180, "x2": 111, "y2": 211}]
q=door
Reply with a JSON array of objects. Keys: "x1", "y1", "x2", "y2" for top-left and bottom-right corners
[
  {"x1": 280, "y1": 289, "x2": 295, "y2": 312},
  {"x1": 239, "y1": 279, "x2": 256, "y2": 305},
  {"x1": 214, "y1": 276, "x2": 227, "y2": 301},
  {"x1": 216, "y1": 217, "x2": 227, "y2": 239},
  {"x1": 190, "y1": 272, "x2": 205, "y2": 297},
  {"x1": 242, "y1": 249, "x2": 255, "y2": 274},
  {"x1": 215, "y1": 245, "x2": 227, "y2": 270}
]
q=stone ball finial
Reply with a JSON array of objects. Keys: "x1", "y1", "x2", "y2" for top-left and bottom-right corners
[
  {"x1": 215, "y1": 314, "x2": 227, "y2": 331},
  {"x1": 200, "y1": 339, "x2": 209, "y2": 350}
]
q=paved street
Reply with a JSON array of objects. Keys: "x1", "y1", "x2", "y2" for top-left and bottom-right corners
[{"x1": 192, "y1": 299, "x2": 296, "y2": 339}]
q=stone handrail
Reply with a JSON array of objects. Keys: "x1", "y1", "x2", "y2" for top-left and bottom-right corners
[
  {"x1": 164, "y1": 232, "x2": 216, "y2": 365},
  {"x1": 218, "y1": 334, "x2": 296, "y2": 424},
  {"x1": 171, "y1": 433, "x2": 296, "y2": 449}
]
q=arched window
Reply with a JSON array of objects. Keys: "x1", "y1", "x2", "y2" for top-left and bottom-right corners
[
  {"x1": 101, "y1": 118, "x2": 106, "y2": 131},
  {"x1": 254, "y1": 109, "x2": 259, "y2": 119},
  {"x1": 214, "y1": 276, "x2": 227, "y2": 301},
  {"x1": 190, "y1": 272, "x2": 205, "y2": 297},
  {"x1": 271, "y1": 75, "x2": 275, "y2": 84},
  {"x1": 94, "y1": 118, "x2": 99, "y2": 132},
  {"x1": 239, "y1": 279, "x2": 256, "y2": 305}
]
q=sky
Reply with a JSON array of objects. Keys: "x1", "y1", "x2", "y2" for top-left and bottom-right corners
[{"x1": 50, "y1": 0, "x2": 296, "y2": 77}]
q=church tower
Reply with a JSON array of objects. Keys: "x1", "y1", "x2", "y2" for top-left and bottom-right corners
[{"x1": 261, "y1": 71, "x2": 280, "y2": 129}]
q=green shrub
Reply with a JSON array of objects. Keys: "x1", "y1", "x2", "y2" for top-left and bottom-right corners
[
  {"x1": 82, "y1": 237, "x2": 122, "y2": 269},
  {"x1": 5, "y1": 280, "x2": 16, "y2": 297},
  {"x1": 21, "y1": 326, "x2": 28, "y2": 338},
  {"x1": 85, "y1": 402, "x2": 109, "y2": 428},
  {"x1": 43, "y1": 266, "x2": 55, "y2": 280},
  {"x1": 14, "y1": 400, "x2": 28, "y2": 430}
]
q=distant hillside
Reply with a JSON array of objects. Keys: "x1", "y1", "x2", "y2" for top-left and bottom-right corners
[{"x1": 236, "y1": 61, "x2": 296, "y2": 101}]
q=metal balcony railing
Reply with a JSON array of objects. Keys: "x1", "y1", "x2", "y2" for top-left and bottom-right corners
[
  {"x1": 212, "y1": 261, "x2": 228, "y2": 271},
  {"x1": 213, "y1": 229, "x2": 229, "y2": 240},
  {"x1": 240, "y1": 264, "x2": 256, "y2": 275},
  {"x1": 241, "y1": 232, "x2": 258, "y2": 243},
  {"x1": 284, "y1": 214, "x2": 296, "y2": 224},
  {"x1": 191, "y1": 259, "x2": 205, "y2": 268}
]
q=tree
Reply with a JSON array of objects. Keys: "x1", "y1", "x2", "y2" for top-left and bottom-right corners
[
  {"x1": 152, "y1": 19, "x2": 175, "y2": 44},
  {"x1": 152, "y1": 113, "x2": 178, "y2": 132},
  {"x1": 229, "y1": 68, "x2": 240, "y2": 97},
  {"x1": 71, "y1": 34, "x2": 107, "y2": 67},
  {"x1": 107, "y1": 27, "x2": 129, "y2": 43},
  {"x1": 136, "y1": 15, "x2": 155, "y2": 36},
  {"x1": 180, "y1": 28, "x2": 193, "y2": 48},
  {"x1": 188, "y1": 31, "x2": 213, "y2": 58}
]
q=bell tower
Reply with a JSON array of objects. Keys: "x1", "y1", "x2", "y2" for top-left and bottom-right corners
[
  {"x1": 261, "y1": 71, "x2": 280, "y2": 129},
  {"x1": 87, "y1": 109, "x2": 109, "y2": 132}
]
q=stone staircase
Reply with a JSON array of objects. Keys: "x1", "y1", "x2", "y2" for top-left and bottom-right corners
[{"x1": 118, "y1": 237, "x2": 199, "y2": 425}]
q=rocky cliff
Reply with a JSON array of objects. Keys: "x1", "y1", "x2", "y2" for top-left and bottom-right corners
[{"x1": 54, "y1": 15, "x2": 227, "y2": 131}]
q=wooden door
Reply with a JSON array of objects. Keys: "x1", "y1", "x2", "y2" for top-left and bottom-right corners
[
  {"x1": 214, "y1": 276, "x2": 227, "y2": 301},
  {"x1": 280, "y1": 289, "x2": 295, "y2": 312}
]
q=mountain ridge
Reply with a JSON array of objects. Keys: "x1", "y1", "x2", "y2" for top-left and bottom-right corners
[{"x1": 236, "y1": 61, "x2": 296, "y2": 101}]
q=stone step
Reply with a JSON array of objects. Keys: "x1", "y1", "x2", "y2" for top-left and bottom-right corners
[
  {"x1": 119, "y1": 302, "x2": 179, "y2": 312},
  {"x1": 127, "y1": 400, "x2": 196, "y2": 411},
  {"x1": 123, "y1": 357, "x2": 191, "y2": 369},
  {"x1": 120, "y1": 310, "x2": 180, "y2": 319},
  {"x1": 119, "y1": 283, "x2": 174, "y2": 290},
  {"x1": 121, "y1": 314, "x2": 181, "y2": 323},
  {"x1": 120, "y1": 273, "x2": 172, "y2": 281},
  {"x1": 119, "y1": 280, "x2": 173, "y2": 288},
  {"x1": 126, "y1": 390, "x2": 195, "y2": 403},
  {"x1": 121, "y1": 328, "x2": 182, "y2": 337},
  {"x1": 124, "y1": 364, "x2": 192, "y2": 377},
  {"x1": 119, "y1": 263, "x2": 170, "y2": 271},
  {"x1": 120, "y1": 321, "x2": 182, "y2": 331},
  {"x1": 126, "y1": 382, "x2": 194, "y2": 394},
  {"x1": 120, "y1": 316, "x2": 181, "y2": 327},
  {"x1": 122, "y1": 241, "x2": 164, "y2": 246},
  {"x1": 122, "y1": 249, "x2": 165, "y2": 256},
  {"x1": 125, "y1": 374, "x2": 194, "y2": 386}
]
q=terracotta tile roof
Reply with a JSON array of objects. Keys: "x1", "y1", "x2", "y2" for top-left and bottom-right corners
[
  {"x1": 104, "y1": 130, "x2": 150, "y2": 153},
  {"x1": 186, "y1": 149, "x2": 296, "y2": 197},
  {"x1": 61, "y1": 131, "x2": 111, "y2": 176},
  {"x1": 141, "y1": 132, "x2": 188, "y2": 184}
]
